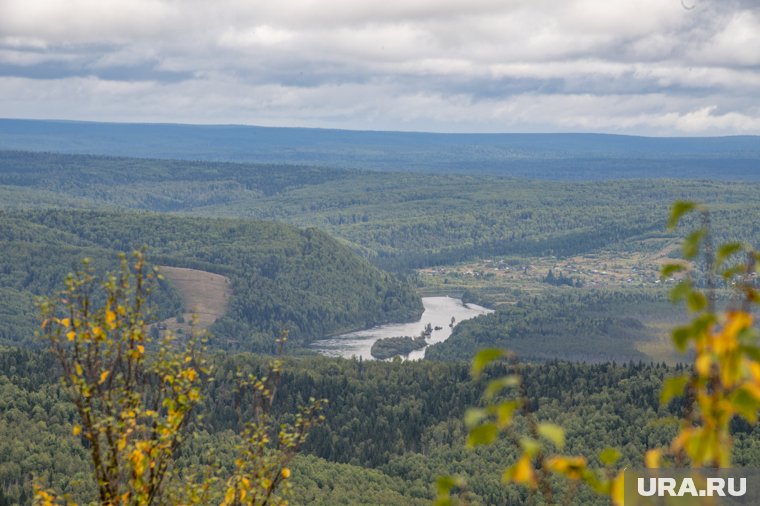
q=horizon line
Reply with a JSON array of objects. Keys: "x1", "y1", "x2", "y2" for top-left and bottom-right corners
[{"x1": 2, "y1": 117, "x2": 758, "y2": 140}]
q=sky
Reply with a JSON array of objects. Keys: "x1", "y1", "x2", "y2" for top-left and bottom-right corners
[{"x1": 1, "y1": 0, "x2": 759, "y2": 135}]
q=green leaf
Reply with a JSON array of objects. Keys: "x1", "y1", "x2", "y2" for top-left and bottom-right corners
[
  {"x1": 433, "y1": 496, "x2": 452, "y2": 506},
  {"x1": 519, "y1": 436, "x2": 541, "y2": 457},
  {"x1": 467, "y1": 423, "x2": 498, "y2": 447},
  {"x1": 434, "y1": 475, "x2": 464, "y2": 506},
  {"x1": 692, "y1": 313, "x2": 717, "y2": 335},
  {"x1": 471, "y1": 348, "x2": 505, "y2": 378},
  {"x1": 484, "y1": 375, "x2": 520, "y2": 400},
  {"x1": 599, "y1": 447, "x2": 622, "y2": 466},
  {"x1": 716, "y1": 242, "x2": 743, "y2": 266},
  {"x1": 661, "y1": 263, "x2": 685, "y2": 278},
  {"x1": 537, "y1": 422, "x2": 565, "y2": 449},
  {"x1": 671, "y1": 326, "x2": 692, "y2": 352},
  {"x1": 741, "y1": 345, "x2": 760, "y2": 363},
  {"x1": 436, "y1": 475, "x2": 464, "y2": 494},
  {"x1": 669, "y1": 280, "x2": 692, "y2": 304},
  {"x1": 687, "y1": 291, "x2": 707, "y2": 312},
  {"x1": 668, "y1": 201, "x2": 696, "y2": 229},
  {"x1": 732, "y1": 388, "x2": 760, "y2": 424},
  {"x1": 722, "y1": 265, "x2": 744, "y2": 280},
  {"x1": 464, "y1": 408, "x2": 487, "y2": 429},
  {"x1": 737, "y1": 328, "x2": 757, "y2": 345},
  {"x1": 682, "y1": 229, "x2": 705, "y2": 260},
  {"x1": 661, "y1": 375, "x2": 689, "y2": 405},
  {"x1": 494, "y1": 400, "x2": 520, "y2": 428}
]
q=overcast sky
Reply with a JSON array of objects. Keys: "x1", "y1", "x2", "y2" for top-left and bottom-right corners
[{"x1": 1, "y1": 0, "x2": 759, "y2": 135}]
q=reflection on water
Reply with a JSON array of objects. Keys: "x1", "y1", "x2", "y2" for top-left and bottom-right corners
[{"x1": 311, "y1": 296, "x2": 492, "y2": 360}]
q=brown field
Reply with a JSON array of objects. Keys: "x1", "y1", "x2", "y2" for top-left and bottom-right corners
[
  {"x1": 156, "y1": 266, "x2": 232, "y2": 334},
  {"x1": 635, "y1": 321, "x2": 691, "y2": 365}
]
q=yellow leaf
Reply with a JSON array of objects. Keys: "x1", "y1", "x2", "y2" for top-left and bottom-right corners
[
  {"x1": 611, "y1": 470, "x2": 625, "y2": 506},
  {"x1": 645, "y1": 448, "x2": 662, "y2": 468},
  {"x1": 75, "y1": 363, "x2": 83, "y2": 376},
  {"x1": 546, "y1": 455, "x2": 586, "y2": 479},
  {"x1": 92, "y1": 326, "x2": 104, "y2": 339},
  {"x1": 99, "y1": 371, "x2": 109, "y2": 384},
  {"x1": 743, "y1": 382, "x2": 760, "y2": 401},
  {"x1": 136, "y1": 345, "x2": 145, "y2": 354},
  {"x1": 60, "y1": 318, "x2": 71, "y2": 328},
  {"x1": 72, "y1": 425, "x2": 81, "y2": 436},
  {"x1": 281, "y1": 467, "x2": 291, "y2": 478},
  {"x1": 717, "y1": 311, "x2": 752, "y2": 353},
  {"x1": 695, "y1": 354, "x2": 711, "y2": 377},
  {"x1": 726, "y1": 311, "x2": 753, "y2": 336},
  {"x1": 66, "y1": 331, "x2": 76, "y2": 341},
  {"x1": 505, "y1": 455, "x2": 536, "y2": 488},
  {"x1": 749, "y1": 362, "x2": 760, "y2": 382},
  {"x1": 223, "y1": 487, "x2": 235, "y2": 505},
  {"x1": 130, "y1": 448, "x2": 146, "y2": 475},
  {"x1": 106, "y1": 310, "x2": 117, "y2": 329}
]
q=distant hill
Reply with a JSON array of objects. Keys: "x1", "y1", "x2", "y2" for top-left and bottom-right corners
[
  {"x1": 1, "y1": 118, "x2": 759, "y2": 179},
  {"x1": 2, "y1": 150, "x2": 760, "y2": 271}
]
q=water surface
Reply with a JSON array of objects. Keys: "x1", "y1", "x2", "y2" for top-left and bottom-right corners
[{"x1": 311, "y1": 296, "x2": 492, "y2": 360}]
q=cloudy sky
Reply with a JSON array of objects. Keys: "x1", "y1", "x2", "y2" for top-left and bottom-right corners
[{"x1": 1, "y1": 0, "x2": 759, "y2": 135}]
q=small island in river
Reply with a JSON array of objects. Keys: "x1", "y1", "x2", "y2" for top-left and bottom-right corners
[{"x1": 370, "y1": 335, "x2": 427, "y2": 360}]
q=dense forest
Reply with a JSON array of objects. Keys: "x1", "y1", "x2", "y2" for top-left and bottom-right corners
[
  {"x1": 4, "y1": 347, "x2": 760, "y2": 505},
  {"x1": 0, "y1": 210, "x2": 421, "y2": 351},
  {"x1": 427, "y1": 291, "x2": 687, "y2": 363},
  {"x1": 0, "y1": 348, "x2": 716, "y2": 505},
  {"x1": 3, "y1": 151, "x2": 760, "y2": 271}
]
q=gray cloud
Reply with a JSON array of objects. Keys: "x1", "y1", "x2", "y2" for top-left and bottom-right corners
[{"x1": 0, "y1": 0, "x2": 758, "y2": 134}]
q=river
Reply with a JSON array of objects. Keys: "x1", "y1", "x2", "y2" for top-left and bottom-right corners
[{"x1": 310, "y1": 296, "x2": 493, "y2": 360}]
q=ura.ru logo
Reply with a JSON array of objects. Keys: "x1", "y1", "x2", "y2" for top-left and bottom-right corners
[{"x1": 637, "y1": 477, "x2": 746, "y2": 498}]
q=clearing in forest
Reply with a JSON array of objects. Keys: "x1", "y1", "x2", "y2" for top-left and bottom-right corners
[{"x1": 157, "y1": 266, "x2": 232, "y2": 333}]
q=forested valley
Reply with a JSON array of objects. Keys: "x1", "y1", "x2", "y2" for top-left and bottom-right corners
[{"x1": 0, "y1": 145, "x2": 760, "y2": 505}]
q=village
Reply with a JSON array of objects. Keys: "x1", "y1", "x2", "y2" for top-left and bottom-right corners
[{"x1": 417, "y1": 238, "x2": 698, "y2": 302}]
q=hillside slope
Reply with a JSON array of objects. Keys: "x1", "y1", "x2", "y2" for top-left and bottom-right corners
[{"x1": 0, "y1": 210, "x2": 422, "y2": 351}]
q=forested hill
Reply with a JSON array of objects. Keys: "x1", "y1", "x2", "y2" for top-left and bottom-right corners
[
  {"x1": 2, "y1": 119, "x2": 760, "y2": 179},
  {"x1": 0, "y1": 210, "x2": 422, "y2": 351},
  {"x1": 4, "y1": 151, "x2": 760, "y2": 272}
]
